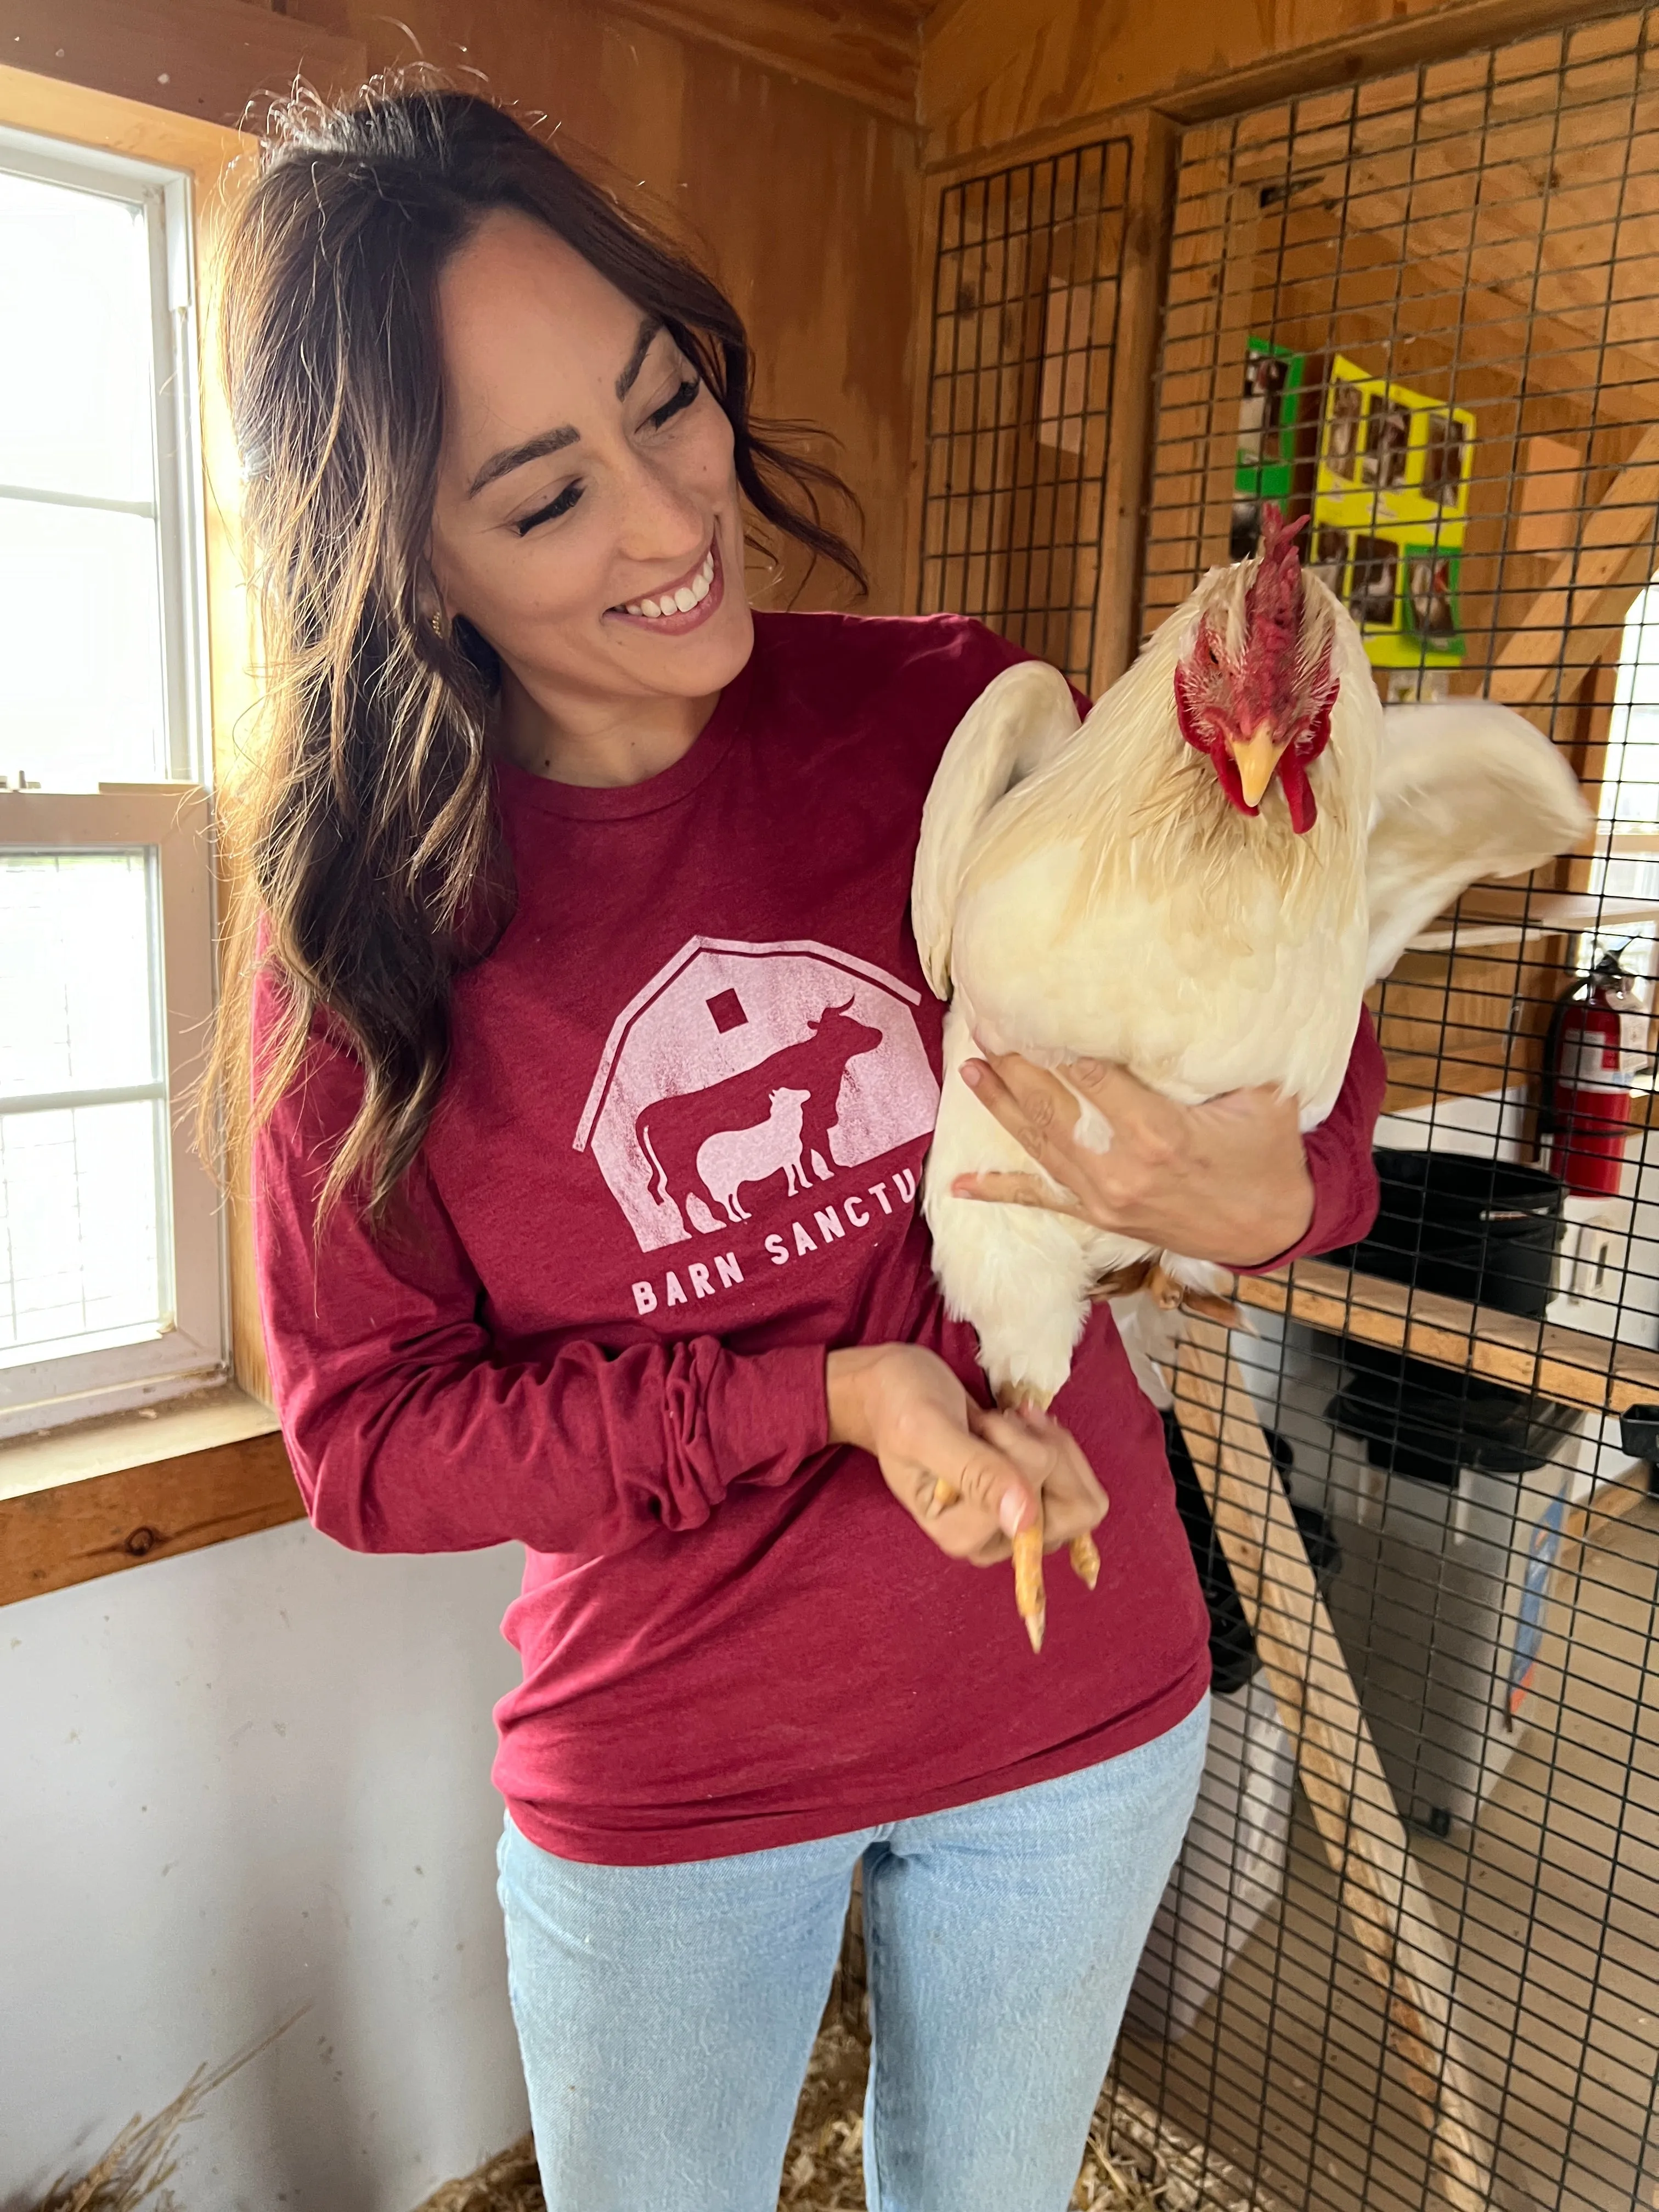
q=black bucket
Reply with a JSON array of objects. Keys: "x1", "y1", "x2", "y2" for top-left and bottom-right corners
[
  {"x1": 1327, "y1": 1345, "x2": 1582, "y2": 1488},
  {"x1": 1327, "y1": 1150, "x2": 1566, "y2": 1319}
]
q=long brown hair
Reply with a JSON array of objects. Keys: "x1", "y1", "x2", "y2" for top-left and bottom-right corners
[{"x1": 205, "y1": 79, "x2": 866, "y2": 1227}]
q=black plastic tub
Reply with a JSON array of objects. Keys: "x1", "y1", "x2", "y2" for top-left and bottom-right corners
[
  {"x1": 1328, "y1": 1346, "x2": 1582, "y2": 1488},
  {"x1": 1326, "y1": 1150, "x2": 1567, "y2": 1320}
]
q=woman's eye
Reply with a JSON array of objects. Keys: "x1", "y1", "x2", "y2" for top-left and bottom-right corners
[
  {"x1": 646, "y1": 375, "x2": 700, "y2": 432},
  {"x1": 515, "y1": 482, "x2": 584, "y2": 536}
]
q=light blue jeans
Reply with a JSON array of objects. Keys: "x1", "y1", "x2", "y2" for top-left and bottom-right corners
[{"x1": 495, "y1": 1695, "x2": 1208, "y2": 2212}]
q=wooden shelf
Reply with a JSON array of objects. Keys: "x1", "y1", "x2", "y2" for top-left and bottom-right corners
[
  {"x1": 1575, "y1": 827, "x2": 1659, "y2": 861},
  {"x1": 1407, "y1": 887, "x2": 1659, "y2": 955},
  {"x1": 1233, "y1": 1256, "x2": 1659, "y2": 1417}
]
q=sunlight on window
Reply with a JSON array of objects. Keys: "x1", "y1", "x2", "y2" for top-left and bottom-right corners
[
  {"x1": 0, "y1": 854, "x2": 168, "y2": 1363},
  {"x1": 0, "y1": 503, "x2": 167, "y2": 788},
  {"x1": 0, "y1": 159, "x2": 176, "y2": 1375},
  {"x1": 0, "y1": 168, "x2": 167, "y2": 787},
  {"x1": 1592, "y1": 583, "x2": 1659, "y2": 909},
  {"x1": 0, "y1": 134, "x2": 218, "y2": 1426}
]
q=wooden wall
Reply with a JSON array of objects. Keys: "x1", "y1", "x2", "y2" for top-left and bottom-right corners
[{"x1": 918, "y1": 0, "x2": 1629, "y2": 160}]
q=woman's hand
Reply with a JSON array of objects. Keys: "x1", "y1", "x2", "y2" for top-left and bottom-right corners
[
  {"x1": 954, "y1": 1050, "x2": 1314, "y2": 1269},
  {"x1": 826, "y1": 1343, "x2": 1108, "y2": 1566}
]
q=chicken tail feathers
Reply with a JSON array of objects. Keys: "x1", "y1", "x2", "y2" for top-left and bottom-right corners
[
  {"x1": 910, "y1": 658, "x2": 1082, "y2": 997},
  {"x1": 1364, "y1": 700, "x2": 1591, "y2": 984}
]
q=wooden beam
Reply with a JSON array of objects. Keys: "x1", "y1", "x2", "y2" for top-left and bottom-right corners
[
  {"x1": 602, "y1": 0, "x2": 921, "y2": 122},
  {"x1": 0, "y1": 0, "x2": 364, "y2": 129},
  {"x1": 900, "y1": 114, "x2": 947, "y2": 619},
  {"x1": 0, "y1": 1431, "x2": 303, "y2": 1608},
  {"x1": 1233, "y1": 1256, "x2": 1659, "y2": 1417},
  {"x1": 1090, "y1": 109, "x2": 1177, "y2": 694},
  {"x1": 1489, "y1": 425, "x2": 1659, "y2": 706},
  {"x1": 919, "y1": 0, "x2": 1639, "y2": 156},
  {"x1": 1171, "y1": 1319, "x2": 1496, "y2": 2212},
  {"x1": 919, "y1": 0, "x2": 1069, "y2": 143}
]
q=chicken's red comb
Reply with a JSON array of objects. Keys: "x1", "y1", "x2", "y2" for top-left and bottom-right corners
[
  {"x1": 1243, "y1": 504, "x2": 1308, "y2": 706},
  {"x1": 1253, "y1": 503, "x2": 1307, "y2": 594}
]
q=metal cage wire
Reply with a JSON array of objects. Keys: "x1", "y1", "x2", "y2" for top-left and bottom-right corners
[
  {"x1": 917, "y1": 137, "x2": 1132, "y2": 686},
  {"x1": 916, "y1": 13, "x2": 1659, "y2": 2212}
]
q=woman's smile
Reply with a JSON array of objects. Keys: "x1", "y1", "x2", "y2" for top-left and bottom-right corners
[{"x1": 610, "y1": 537, "x2": 723, "y2": 635}]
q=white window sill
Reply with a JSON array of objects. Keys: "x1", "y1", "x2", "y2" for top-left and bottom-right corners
[{"x1": 0, "y1": 1384, "x2": 281, "y2": 1506}]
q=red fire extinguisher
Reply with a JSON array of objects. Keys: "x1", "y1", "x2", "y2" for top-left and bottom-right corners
[{"x1": 1539, "y1": 949, "x2": 1646, "y2": 1197}]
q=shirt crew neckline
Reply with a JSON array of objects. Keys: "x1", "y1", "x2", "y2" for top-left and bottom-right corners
[{"x1": 492, "y1": 644, "x2": 758, "y2": 822}]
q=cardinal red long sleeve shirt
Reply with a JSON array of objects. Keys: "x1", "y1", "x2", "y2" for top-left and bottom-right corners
[{"x1": 254, "y1": 611, "x2": 1386, "y2": 1865}]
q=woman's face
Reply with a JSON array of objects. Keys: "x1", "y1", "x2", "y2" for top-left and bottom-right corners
[{"x1": 427, "y1": 208, "x2": 753, "y2": 735}]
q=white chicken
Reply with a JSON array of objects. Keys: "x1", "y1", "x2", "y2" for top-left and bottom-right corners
[{"x1": 913, "y1": 510, "x2": 1590, "y2": 1426}]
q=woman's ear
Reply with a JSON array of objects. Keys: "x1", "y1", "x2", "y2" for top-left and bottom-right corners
[{"x1": 414, "y1": 560, "x2": 450, "y2": 641}]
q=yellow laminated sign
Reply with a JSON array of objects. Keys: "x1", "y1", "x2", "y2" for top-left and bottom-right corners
[{"x1": 1309, "y1": 354, "x2": 1475, "y2": 671}]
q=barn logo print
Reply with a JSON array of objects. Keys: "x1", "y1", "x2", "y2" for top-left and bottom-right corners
[{"x1": 573, "y1": 937, "x2": 940, "y2": 1253}]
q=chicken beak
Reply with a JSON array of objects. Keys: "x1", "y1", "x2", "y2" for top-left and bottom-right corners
[{"x1": 1228, "y1": 723, "x2": 1289, "y2": 810}]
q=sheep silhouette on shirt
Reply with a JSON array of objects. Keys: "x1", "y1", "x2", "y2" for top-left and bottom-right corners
[
  {"x1": 697, "y1": 1088, "x2": 812, "y2": 1223},
  {"x1": 636, "y1": 1001, "x2": 884, "y2": 1235}
]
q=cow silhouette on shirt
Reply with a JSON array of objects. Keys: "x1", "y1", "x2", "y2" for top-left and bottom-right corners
[{"x1": 636, "y1": 1001, "x2": 884, "y2": 1235}]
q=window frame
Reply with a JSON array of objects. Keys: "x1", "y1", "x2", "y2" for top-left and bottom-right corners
[{"x1": 0, "y1": 128, "x2": 225, "y2": 1439}]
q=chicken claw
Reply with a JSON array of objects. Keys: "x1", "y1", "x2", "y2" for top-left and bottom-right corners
[
  {"x1": 1012, "y1": 1526, "x2": 1046, "y2": 1652},
  {"x1": 926, "y1": 1378, "x2": 1102, "y2": 1651}
]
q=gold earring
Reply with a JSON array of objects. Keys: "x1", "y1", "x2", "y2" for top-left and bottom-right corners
[{"x1": 428, "y1": 609, "x2": 447, "y2": 639}]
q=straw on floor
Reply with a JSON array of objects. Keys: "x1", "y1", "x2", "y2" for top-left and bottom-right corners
[{"x1": 21, "y1": 2039, "x2": 279, "y2": 2212}]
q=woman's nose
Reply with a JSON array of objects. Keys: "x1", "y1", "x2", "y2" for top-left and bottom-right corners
[{"x1": 613, "y1": 449, "x2": 710, "y2": 567}]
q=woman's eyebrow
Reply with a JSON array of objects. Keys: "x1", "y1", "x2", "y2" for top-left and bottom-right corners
[
  {"x1": 469, "y1": 423, "x2": 579, "y2": 498},
  {"x1": 616, "y1": 314, "x2": 664, "y2": 399},
  {"x1": 466, "y1": 317, "x2": 666, "y2": 498}
]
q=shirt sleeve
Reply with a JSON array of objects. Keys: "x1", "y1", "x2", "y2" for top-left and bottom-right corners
[
  {"x1": 253, "y1": 1023, "x2": 829, "y2": 1558},
  {"x1": 1232, "y1": 1005, "x2": 1387, "y2": 1276}
]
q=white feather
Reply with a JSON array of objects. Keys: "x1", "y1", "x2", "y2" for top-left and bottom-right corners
[
  {"x1": 910, "y1": 659, "x2": 1081, "y2": 996},
  {"x1": 1365, "y1": 701, "x2": 1592, "y2": 983}
]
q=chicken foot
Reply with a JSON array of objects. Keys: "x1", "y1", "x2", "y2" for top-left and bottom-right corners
[
  {"x1": 1091, "y1": 1255, "x2": 1243, "y2": 1331},
  {"x1": 927, "y1": 1384, "x2": 1101, "y2": 1655}
]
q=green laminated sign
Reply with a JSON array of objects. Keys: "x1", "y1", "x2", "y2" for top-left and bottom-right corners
[
  {"x1": 1231, "y1": 338, "x2": 1307, "y2": 560},
  {"x1": 1234, "y1": 337, "x2": 1305, "y2": 505}
]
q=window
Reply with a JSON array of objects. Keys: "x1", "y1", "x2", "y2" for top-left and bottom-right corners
[
  {"x1": 1583, "y1": 586, "x2": 1659, "y2": 974},
  {"x1": 1593, "y1": 583, "x2": 1659, "y2": 901},
  {"x1": 0, "y1": 125, "x2": 223, "y2": 1440}
]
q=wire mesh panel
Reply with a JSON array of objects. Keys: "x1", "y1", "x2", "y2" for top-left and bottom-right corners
[
  {"x1": 917, "y1": 138, "x2": 1132, "y2": 684},
  {"x1": 1124, "y1": 15, "x2": 1659, "y2": 2212}
]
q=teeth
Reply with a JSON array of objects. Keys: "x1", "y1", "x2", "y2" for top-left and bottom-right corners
[{"x1": 624, "y1": 548, "x2": 716, "y2": 620}]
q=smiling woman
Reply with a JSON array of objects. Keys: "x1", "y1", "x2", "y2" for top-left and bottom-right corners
[{"x1": 207, "y1": 87, "x2": 865, "y2": 1223}]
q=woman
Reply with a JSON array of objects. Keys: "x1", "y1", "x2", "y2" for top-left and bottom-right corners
[{"x1": 219, "y1": 84, "x2": 1384, "y2": 2212}]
